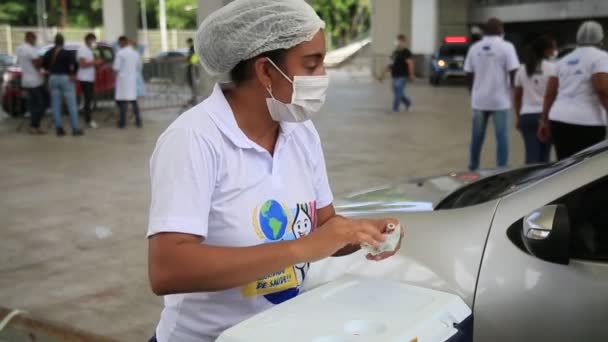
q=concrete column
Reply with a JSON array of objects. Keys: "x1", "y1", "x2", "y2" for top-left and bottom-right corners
[
  {"x1": 411, "y1": 0, "x2": 438, "y2": 55},
  {"x1": 102, "y1": 0, "x2": 138, "y2": 43},
  {"x1": 196, "y1": 0, "x2": 227, "y2": 98},
  {"x1": 437, "y1": 0, "x2": 470, "y2": 40}
]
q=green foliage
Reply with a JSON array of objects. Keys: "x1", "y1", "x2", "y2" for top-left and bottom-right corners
[
  {"x1": 312, "y1": 0, "x2": 371, "y2": 49},
  {"x1": 0, "y1": 0, "x2": 370, "y2": 45}
]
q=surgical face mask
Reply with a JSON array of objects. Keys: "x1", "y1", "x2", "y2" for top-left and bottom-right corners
[
  {"x1": 265, "y1": 58, "x2": 329, "y2": 123},
  {"x1": 90, "y1": 41, "x2": 98, "y2": 49}
]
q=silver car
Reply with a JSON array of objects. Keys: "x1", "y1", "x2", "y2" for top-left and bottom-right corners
[{"x1": 307, "y1": 140, "x2": 608, "y2": 341}]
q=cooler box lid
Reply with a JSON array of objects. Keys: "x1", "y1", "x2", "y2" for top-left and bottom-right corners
[{"x1": 217, "y1": 276, "x2": 472, "y2": 342}]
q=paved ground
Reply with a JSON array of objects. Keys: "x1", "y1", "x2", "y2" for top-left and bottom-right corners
[{"x1": 0, "y1": 70, "x2": 525, "y2": 341}]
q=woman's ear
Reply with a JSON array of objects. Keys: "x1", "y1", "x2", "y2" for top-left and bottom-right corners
[{"x1": 253, "y1": 57, "x2": 272, "y2": 90}]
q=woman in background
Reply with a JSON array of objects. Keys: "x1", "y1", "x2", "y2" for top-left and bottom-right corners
[{"x1": 513, "y1": 35, "x2": 557, "y2": 164}]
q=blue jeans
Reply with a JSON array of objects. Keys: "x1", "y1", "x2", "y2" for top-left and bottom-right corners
[
  {"x1": 519, "y1": 113, "x2": 551, "y2": 164},
  {"x1": 469, "y1": 110, "x2": 509, "y2": 171},
  {"x1": 392, "y1": 77, "x2": 411, "y2": 112},
  {"x1": 48, "y1": 74, "x2": 80, "y2": 130}
]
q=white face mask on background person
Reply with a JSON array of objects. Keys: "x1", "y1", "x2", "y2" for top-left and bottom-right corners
[{"x1": 265, "y1": 58, "x2": 329, "y2": 123}]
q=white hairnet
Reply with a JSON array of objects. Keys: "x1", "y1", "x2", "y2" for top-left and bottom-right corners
[
  {"x1": 195, "y1": 0, "x2": 326, "y2": 75},
  {"x1": 577, "y1": 21, "x2": 604, "y2": 45}
]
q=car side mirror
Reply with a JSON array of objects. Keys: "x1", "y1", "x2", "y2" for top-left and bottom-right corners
[{"x1": 522, "y1": 204, "x2": 570, "y2": 265}]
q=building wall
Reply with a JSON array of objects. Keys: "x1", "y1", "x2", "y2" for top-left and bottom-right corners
[{"x1": 471, "y1": 0, "x2": 608, "y2": 24}]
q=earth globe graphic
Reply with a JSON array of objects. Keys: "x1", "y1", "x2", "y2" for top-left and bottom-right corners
[{"x1": 259, "y1": 200, "x2": 289, "y2": 241}]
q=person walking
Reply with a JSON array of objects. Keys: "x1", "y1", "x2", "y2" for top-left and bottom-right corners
[
  {"x1": 464, "y1": 18, "x2": 520, "y2": 171},
  {"x1": 385, "y1": 34, "x2": 415, "y2": 112},
  {"x1": 513, "y1": 35, "x2": 557, "y2": 164},
  {"x1": 186, "y1": 37, "x2": 198, "y2": 105},
  {"x1": 16, "y1": 32, "x2": 46, "y2": 134},
  {"x1": 113, "y1": 36, "x2": 142, "y2": 128},
  {"x1": 43, "y1": 33, "x2": 83, "y2": 137},
  {"x1": 146, "y1": 1, "x2": 403, "y2": 341},
  {"x1": 539, "y1": 21, "x2": 608, "y2": 160},
  {"x1": 77, "y1": 33, "x2": 103, "y2": 129}
]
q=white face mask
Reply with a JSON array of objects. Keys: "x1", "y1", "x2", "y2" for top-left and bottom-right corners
[
  {"x1": 265, "y1": 58, "x2": 329, "y2": 123},
  {"x1": 90, "y1": 41, "x2": 98, "y2": 49}
]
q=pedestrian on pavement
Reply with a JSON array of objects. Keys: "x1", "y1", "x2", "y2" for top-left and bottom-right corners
[
  {"x1": 113, "y1": 36, "x2": 142, "y2": 128},
  {"x1": 513, "y1": 35, "x2": 557, "y2": 164},
  {"x1": 77, "y1": 33, "x2": 103, "y2": 129},
  {"x1": 186, "y1": 37, "x2": 198, "y2": 105},
  {"x1": 146, "y1": 1, "x2": 402, "y2": 341},
  {"x1": 43, "y1": 33, "x2": 83, "y2": 137},
  {"x1": 539, "y1": 21, "x2": 608, "y2": 160},
  {"x1": 16, "y1": 32, "x2": 46, "y2": 134},
  {"x1": 382, "y1": 34, "x2": 415, "y2": 112},
  {"x1": 464, "y1": 18, "x2": 520, "y2": 171}
]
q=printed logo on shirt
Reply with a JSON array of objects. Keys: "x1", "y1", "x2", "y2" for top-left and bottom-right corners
[
  {"x1": 567, "y1": 58, "x2": 580, "y2": 66},
  {"x1": 241, "y1": 200, "x2": 317, "y2": 304}
]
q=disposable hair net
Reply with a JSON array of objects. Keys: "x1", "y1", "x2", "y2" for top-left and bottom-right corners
[
  {"x1": 195, "y1": 0, "x2": 326, "y2": 75},
  {"x1": 577, "y1": 21, "x2": 604, "y2": 45}
]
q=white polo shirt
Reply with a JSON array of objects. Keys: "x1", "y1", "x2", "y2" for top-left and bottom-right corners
[
  {"x1": 464, "y1": 36, "x2": 520, "y2": 111},
  {"x1": 15, "y1": 43, "x2": 43, "y2": 88},
  {"x1": 76, "y1": 45, "x2": 95, "y2": 82},
  {"x1": 147, "y1": 84, "x2": 333, "y2": 342},
  {"x1": 549, "y1": 46, "x2": 608, "y2": 126},
  {"x1": 514, "y1": 61, "x2": 556, "y2": 114}
]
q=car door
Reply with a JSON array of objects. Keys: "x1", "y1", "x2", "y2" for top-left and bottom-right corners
[
  {"x1": 473, "y1": 155, "x2": 608, "y2": 341},
  {"x1": 94, "y1": 46, "x2": 115, "y2": 97}
]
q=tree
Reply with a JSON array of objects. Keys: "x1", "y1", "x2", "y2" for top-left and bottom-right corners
[{"x1": 312, "y1": 0, "x2": 371, "y2": 49}]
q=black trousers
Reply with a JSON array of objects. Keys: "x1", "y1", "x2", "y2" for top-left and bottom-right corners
[
  {"x1": 26, "y1": 86, "x2": 47, "y2": 128},
  {"x1": 116, "y1": 100, "x2": 141, "y2": 127},
  {"x1": 551, "y1": 120, "x2": 607, "y2": 160},
  {"x1": 80, "y1": 81, "x2": 95, "y2": 123}
]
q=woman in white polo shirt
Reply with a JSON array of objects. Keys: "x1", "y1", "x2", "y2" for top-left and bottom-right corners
[
  {"x1": 513, "y1": 35, "x2": 557, "y2": 164},
  {"x1": 146, "y1": 1, "x2": 402, "y2": 341},
  {"x1": 540, "y1": 21, "x2": 608, "y2": 159}
]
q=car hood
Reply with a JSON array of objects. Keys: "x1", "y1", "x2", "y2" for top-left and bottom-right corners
[
  {"x1": 306, "y1": 200, "x2": 499, "y2": 307},
  {"x1": 334, "y1": 170, "x2": 499, "y2": 215}
]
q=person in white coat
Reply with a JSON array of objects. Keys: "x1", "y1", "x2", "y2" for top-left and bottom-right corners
[{"x1": 113, "y1": 36, "x2": 142, "y2": 128}]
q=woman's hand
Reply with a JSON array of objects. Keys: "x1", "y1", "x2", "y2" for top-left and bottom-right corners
[
  {"x1": 293, "y1": 216, "x2": 386, "y2": 263},
  {"x1": 357, "y1": 218, "x2": 405, "y2": 261}
]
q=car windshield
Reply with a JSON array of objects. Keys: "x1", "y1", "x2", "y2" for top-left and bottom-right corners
[
  {"x1": 436, "y1": 141, "x2": 608, "y2": 210},
  {"x1": 439, "y1": 44, "x2": 469, "y2": 57}
]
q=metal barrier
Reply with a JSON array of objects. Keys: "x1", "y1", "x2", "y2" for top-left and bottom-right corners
[{"x1": 139, "y1": 61, "x2": 200, "y2": 110}]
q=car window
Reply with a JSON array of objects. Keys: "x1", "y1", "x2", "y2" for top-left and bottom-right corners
[
  {"x1": 436, "y1": 141, "x2": 608, "y2": 210},
  {"x1": 555, "y1": 177, "x2": 608, "y2": 261},
  {"x1": 97, "y1": 47, "x2": 114, "y2": 62},
  {"x1": 439, "y1": 44, "x2": 469, "y2": 57}
]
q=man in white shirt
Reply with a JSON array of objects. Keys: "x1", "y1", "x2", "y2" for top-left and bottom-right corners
[
  {"x1": 464, "y1": 18, "x2": 520, "y2": 171},
  {"x1": 113, "y1": 36, "x2": 142, "y2": 128},
  {"x1": 77, "y1": 33, "x2": 103, "y2": 129},
  {"x1": 15, "y1": 32, "x2": 46, "y2": 134}
]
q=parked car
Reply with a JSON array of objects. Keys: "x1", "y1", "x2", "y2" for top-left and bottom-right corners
[
  {"x1": 149, "y1": 49, "x2": 189, "y2": 63},
  {"x1": 278, "y1": 141, "x2": 608, "y2": 341},
  {"x1": 430, "y1": 36, "x2": 470, "y2": 86},
  {"x1": 1, "y1": 42, "x2": 115, "y2": 117}
]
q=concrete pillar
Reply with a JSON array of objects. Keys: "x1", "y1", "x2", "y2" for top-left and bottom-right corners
[
  {"x1": 196, "y1": 0, "x2": 227, "y2": 98},
  {"x1": 102, "y1": 0, "x2": 138, "y2": 43},
  {"x1": 411, "y1": 0, "x2": 438, "y2": 55},
  {"x1": 437, "y1": 0, "x2": 470, "y2": 40}
]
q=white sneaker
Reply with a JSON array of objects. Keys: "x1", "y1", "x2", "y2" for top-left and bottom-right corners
[{"x1": 88, "y1": 120, "x2": 98, "y2": 129}]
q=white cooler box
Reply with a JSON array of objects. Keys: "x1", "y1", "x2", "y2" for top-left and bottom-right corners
[{"x1": 217, "y1": 276, "x2": 472, "y2": 342}]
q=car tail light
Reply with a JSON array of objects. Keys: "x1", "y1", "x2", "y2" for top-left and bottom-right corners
[{"x1": 444, "y1": 36, "x2": 468, "y2": 44}]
